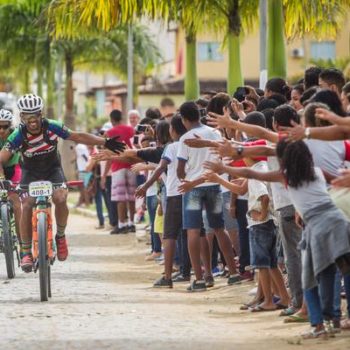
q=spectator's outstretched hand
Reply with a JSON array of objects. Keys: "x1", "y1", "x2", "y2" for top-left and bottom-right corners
[
  {"x1": 135, "y1": 185, "x2": 147, "y2": 199},
  {"x1": 104, "y1": 136, "x2": 126, "y2": 153},
  {"x1": 184, "y1": 134, "x2": 218, "y2": 148},
  {"x1": 203, "y1": 160, "x2": 225, "y2": 174},
  {"x1": 207, "y1": 107, "x2": 233, "y2": 129},
  {"x1": 332, "y1": 169, "x2": 350, "y2": 188},
  {"x1": 279, "y1": 120, "x2": 305, "y2": 141},
  {"x1": 210, "y1": 139, "x2": 235, "y2": 158},
  {"x1": 91, "y1": 149, "x2": 116, "y2": 161},
  {"x1": 203, "y1": 171, "x2": 221, "y2": 183},
  {"x1": 178, "y1": 179, "x2": 195, "y2": 194}
]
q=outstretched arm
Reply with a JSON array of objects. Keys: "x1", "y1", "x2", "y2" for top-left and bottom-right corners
[
  {"x1": 204, "y1": 160, "x2": 284, "y2": 183},
  {"x1": 284, "y1": 122, "x2": 350, "y2": 141},
  {"x1": 135, "y1": 160, "x2": 168, "y2": 198},
  {"x1": 207, "y1": 112, "x2": 279, "y2": 143}
]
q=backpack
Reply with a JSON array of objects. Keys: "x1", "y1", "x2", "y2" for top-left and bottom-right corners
[{"x1": 19, "y1": 119, "x2": 58, "y2": 151}]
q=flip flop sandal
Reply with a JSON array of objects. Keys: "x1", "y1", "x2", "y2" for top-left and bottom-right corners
[
  {"x1": 275, "y1": 303, "x2": 288, "y2": 310},
  {"x1": 250, "y1": 305, "x2": 277, "y2": 312},
  {"x1": 301, "y1": 328, "x2": 328, "y2": 340},
  {"x1": 279, "y1": 306, "x2": 297, "y2": 317},
  {"x1": 284, "y1": 314, "x2": 309, "y2": 323}
]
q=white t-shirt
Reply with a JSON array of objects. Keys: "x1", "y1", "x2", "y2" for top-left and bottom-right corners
[
  {"x1": 267, "y1": 155, "x2": 292, "y2": 210},
  {"x1": 146, "y1": 166, "x2": 158, "y2": 197},
  {"x1": 305, "y1": 139, "x2": 347, "y2": 177},
  {"x1": 247, "y1": 161, "x2": 274, "y2": 227},
  {"x1": 177, "y1": 124, "x2": 221, "y2": 187},
  {"x1": 75, "y1": 144, "x2": 90, "y2": 172},
  {"x1": 287, "y1": 167, "x2": 330, "y2": 219},
  {"x1": 162, "y1": 142, "x2": 181, "y2": 197}
]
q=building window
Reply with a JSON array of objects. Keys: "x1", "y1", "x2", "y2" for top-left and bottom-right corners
[
  {"x1": 310, "y1": 41, "x2": 336, "y2": 60},
  {"x1": 198, "y1": 42, "x2": 223, "y2": 62}
]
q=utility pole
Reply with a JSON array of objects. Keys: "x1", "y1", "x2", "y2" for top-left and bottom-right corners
[
  {"x1": 127, "y1": 24, "x2": 133, "y2": 112},
  {"x1": 259, "y1": 0, "x2": 267, "y2": 89}
]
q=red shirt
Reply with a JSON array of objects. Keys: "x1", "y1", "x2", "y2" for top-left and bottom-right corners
[
  {"x1": 106, "y1": 124, "x2": 134, "y2": 172},
  {"x1": 230, "y1": 139, "x2": 268, "y2": 167}
]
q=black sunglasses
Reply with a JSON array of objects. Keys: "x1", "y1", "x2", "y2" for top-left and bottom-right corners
[{"x1": 0, "y1": 125, "x2": 10, "y2": 130}]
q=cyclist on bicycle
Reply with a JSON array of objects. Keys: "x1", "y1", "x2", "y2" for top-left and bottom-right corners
[
  {"x1": 0, "y1": 109, "x2": 22, "y2": 242},
  {"x1": 0, "y1": 94, "x2": 125, "y2": 272}
]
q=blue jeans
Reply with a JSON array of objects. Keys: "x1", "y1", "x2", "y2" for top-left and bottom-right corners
[
  {"x1": 249, "y1": 220, "x2": 277, "y2": 269},
  {"x1": 236, "y1": 199, "x2": 250, "y2": 274},
  {"x1": 182, "y1": 185, "x2": 224, "y2": 230},
  {"x1": 333, "y1": 269, "x2": 342, "y2": 320},
  {"x1": 147, "y1": 195, "x2": 161, "y2": 253},
  {"x1": 344, "y1": 274, "x2": 350, "y2": 317},
  {"x1": 304, "y1": 263, "x2": 336, "y2": 326},
  {"x1": 106, "y1": 176, "x2": 118, "y2": 226},
  {"x1": 95, "y1": 179, "x2": 109, "y2": 226}
]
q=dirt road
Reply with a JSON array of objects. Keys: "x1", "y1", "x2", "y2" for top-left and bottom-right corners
[{"x1": 0, "y1": 213, "x2": 349, "y2": 350}]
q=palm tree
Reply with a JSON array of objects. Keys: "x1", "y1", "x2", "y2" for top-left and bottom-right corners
[{"x1": 268, "y1": 0, "x2": 350, "y2": 79}]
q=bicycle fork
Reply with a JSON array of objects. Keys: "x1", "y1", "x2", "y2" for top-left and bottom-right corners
[{"x1": 32, "y1": 207, "x2": 55, "y2": 272}]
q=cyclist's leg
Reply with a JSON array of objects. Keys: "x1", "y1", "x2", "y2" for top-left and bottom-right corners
[
  {"x1": 8, "y1": 192, "x2": 21, "y2": 241},
  {"x1": 52, "y1": 188, "x2": 69, "y2": 231},
  {"x1": 52, "y1": 188, "x2": 69, "y2": 261},
  {"x1": 20, "y1": 195, "x2": 36, "y2": 271}
]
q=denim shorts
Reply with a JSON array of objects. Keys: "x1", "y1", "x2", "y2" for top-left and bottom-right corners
[
  {"x1": 203, "y1": 191, "x2": 238, "y2": 234},
  {"x1": 249, "y1": 220, "x2": 277, "y2": 269},
  {"x1": 182, "y1": 185, "x2": 224, "y2": 230}
]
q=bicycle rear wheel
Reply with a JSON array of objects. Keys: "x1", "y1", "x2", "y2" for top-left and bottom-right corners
[
  {"x1": 38, "y1": 211, "x2": 49, "y2": 302},
  {"x1": 1, "y1": 203, "x2": 15, "y2": 279}
]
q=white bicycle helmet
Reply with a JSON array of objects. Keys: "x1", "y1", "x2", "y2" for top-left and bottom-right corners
[
  {"x1": 17, "y1": 94, "x2": 44, "y2": 113},
  {"x1": 0, "y1": 109, "x2": 14, "y2": 122}
]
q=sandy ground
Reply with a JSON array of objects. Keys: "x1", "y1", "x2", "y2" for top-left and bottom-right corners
[{"x1": 0, "y1": 213, "x2": 349, "y2": 350}]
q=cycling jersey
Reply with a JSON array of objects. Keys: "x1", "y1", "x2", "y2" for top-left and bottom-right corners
[{"x1": 5, "y1": 119, "x2": 71, "y2": 172}]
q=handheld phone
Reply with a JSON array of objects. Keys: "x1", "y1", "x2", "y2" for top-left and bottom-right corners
[
  {"x1": 133, "y1": 135, "x2": 139, "y2": 145},
  {"x1": 135, "y1": 124, "x2": 148, "y2": 133}
]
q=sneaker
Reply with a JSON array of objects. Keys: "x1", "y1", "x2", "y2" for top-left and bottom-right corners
[
  {"x1": 212, "y1": 266, "x2": 222, "y2": 277},
  {"x1": 172, "y1": 274, "x2": 191, "y2": 283},
  {"x1": 187, "y1": 280, "x2": 207, "y2": 292},
  {"x1": 127, "y1": 225, "x2": 136, "y2": 233},
  {"x1": 95, "y1": 224, "x2": 105, "y2": 230},
  {"x1": 239, "y1": 271, "x2": 254, "y2": 281},
  {"x1": 110, "y1": 226, "x2": 128, "y2": 235},
  {"x1": 227, "y1": 274, "x2": 242, "y2": 285},
  {"x1": 55, "y1": 235, "x2": 68, "y2": 261},
  {"x1": 324, "y1": 320, "x2": 337, "y2": 337},
  {"x1": 153, "y1": 276, "x2": 173, "y2": 288},
  {"x1": 301, "y1": 327, "x2": 328, "y2": 340},
  {"x1": 205, "y1": 275, "x2": 215, "y2": 288},
  {"x1": 145, "y1": 252, "x2": 162, "y2": 261},
  {"x1": 20, "y1": 254, "x2": 33, "y2": 273}
]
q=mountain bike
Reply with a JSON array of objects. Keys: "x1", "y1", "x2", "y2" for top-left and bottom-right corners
[
  {"x1": 0, "y1": 180, "x2": 20, "y2": 279},
  {"x1": 28, "y1": 180, "x2": 82, "y2": 302}
]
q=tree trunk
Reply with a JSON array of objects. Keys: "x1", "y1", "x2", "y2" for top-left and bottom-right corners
[
  {"x1": 46, "y1": 56, "x2": 55, "y2": 119},
  {"x1": 37, "y1": 66, "x2": 43, "y2": 97},
  {"x1": 184, "y1": 32, "x2": 199, "y2": 101},
  {"x1": 267, "y1": 0, "x2": 286, "y2": 79},
  {"x1": 227, "y1": 32, "x2": 243, "y2": 94},
  {"x1": 60, "y1": 52, "x2": 77, "y2": 181},
  {"x1": 64, "y1": 53, "x2": 75, "y2": 129},
  {"x1": 227, "y1": 0, "x2": 243, "y2": 95}
]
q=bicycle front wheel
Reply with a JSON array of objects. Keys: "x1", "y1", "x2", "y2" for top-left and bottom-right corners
[
  {"x1": 38, "y1": 211, "x2": 49, "y2": 302},
  {"x1": 1, "y1": 203, "x2": 15, "y2": 279}
]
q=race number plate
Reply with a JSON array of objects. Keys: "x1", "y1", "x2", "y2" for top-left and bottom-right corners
[{"x1": 29, "y1": 181, "x2": 53, "y2": 197}]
